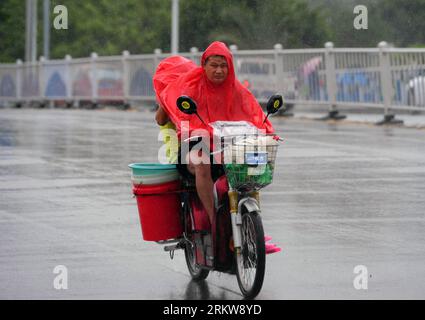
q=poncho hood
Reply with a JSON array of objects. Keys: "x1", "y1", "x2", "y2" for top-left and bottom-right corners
[{"x1": 153, "y1": 41, "x2": 274, "y2": 137}]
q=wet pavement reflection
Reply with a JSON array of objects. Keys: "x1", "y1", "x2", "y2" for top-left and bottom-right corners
[{"x1": 1, "y1": 108, "x2": 425, "y2": 299}]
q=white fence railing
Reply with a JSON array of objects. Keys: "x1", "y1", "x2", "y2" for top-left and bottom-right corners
[{"x1": 1, "y1": 42, "x2": 424, "y2": 118}]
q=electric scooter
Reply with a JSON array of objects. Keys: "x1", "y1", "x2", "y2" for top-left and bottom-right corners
[{"x1": 162, "y1": 95, "x2": 284, "y2": 299}]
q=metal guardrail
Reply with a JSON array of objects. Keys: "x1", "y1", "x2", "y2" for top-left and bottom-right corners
[{"x1": 1, "y1": 42, "x2": 424, "y2": 120}]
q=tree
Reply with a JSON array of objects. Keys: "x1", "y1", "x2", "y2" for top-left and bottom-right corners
[
  {"x1": 307, "y1": 0, "x2": 425, "y2": 47},
  {"x1": 0, "y1": 0, "x2": 26, "y2": 63},
  {"x1": 1, "y1": 0, "x2": 423, "y2": 63},
  {"x1": 0, "y1": 0, "x2": 172, "y2": 62},
  {"x1": 378, "y1": 0, "x2": 425, "y2": 47},
  {"x1": 49, "y1": 0, "x2": 171, "y2": 58},
  {"x1": 178, "y1": 0, "x2": 231, "y2": 51},
  {"x1": 180, "y1": 0, "x2": 331, "y2": 50}
]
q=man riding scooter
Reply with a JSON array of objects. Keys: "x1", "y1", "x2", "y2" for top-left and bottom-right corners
[{"x1": 154, "y1": 41, "x2": 280, "y2": 254}]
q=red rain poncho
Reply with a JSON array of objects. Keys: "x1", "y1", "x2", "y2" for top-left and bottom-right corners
[{"x1": 153, "y1": 41, "x2": 274, "y2": 137}]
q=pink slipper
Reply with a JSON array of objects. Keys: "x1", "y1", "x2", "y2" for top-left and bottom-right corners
[
  {"x1": 265, "y1": 242, "x2": 282, "y2": 254},
  {"x1": 264, "y1": 235, "x2": 272, "y2": 242}
]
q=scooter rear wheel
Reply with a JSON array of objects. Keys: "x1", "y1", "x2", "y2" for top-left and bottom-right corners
[
  {"x1": 235, "y1": 211, "x2": 266, "y2": 299},
  {"x1": 183, "y1": 198, "x2": 209, "y2": 281},
  {"x1": 184, "y1": 240, "x2": 209, "y2": 281}
]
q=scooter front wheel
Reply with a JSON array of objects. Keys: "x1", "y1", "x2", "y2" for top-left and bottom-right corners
[{"x1": 235, "y1": 211, "x2": 266, "y2": 299}]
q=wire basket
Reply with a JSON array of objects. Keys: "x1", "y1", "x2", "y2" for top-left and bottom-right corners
[{"x1": 221, "y1": 134, "x2": 279, "y2": 191}]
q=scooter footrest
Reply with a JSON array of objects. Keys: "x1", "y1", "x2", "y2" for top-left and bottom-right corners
[{"x1": 163, "y1": 242, "x2": 183, "y2": 252}]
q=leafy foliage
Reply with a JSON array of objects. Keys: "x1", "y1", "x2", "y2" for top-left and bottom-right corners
[
  {"x1": 0, "y1": 0, "x2": 424, "y2": 63},
  {"x1": 0, "y1": 0, "x2": 26, "y2": 63},
  {"x1": 310, "y1": 0, "x2": 425, "y2": 47}
]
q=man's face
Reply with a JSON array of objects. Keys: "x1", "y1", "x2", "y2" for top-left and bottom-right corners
[{"x1": 203, "y1": 55, "x2": 229, "y2": 85}]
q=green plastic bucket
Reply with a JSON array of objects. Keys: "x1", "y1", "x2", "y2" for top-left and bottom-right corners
[
  {"x1": 128, "y1": 163, "x2": 179, "y2": 185},
  {"x1": 128, "y1": 163, "x2": 177, "y2": 176}
]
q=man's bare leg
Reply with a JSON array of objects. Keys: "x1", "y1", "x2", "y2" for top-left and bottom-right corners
[
  {"x1": 187, "y1": 151, "x2": 215, "y2": 225},
  {"x1": 194, "y1": 164, "x2": 215, "y2": 225}
]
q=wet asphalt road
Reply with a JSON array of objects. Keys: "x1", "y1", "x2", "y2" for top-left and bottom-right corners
[{"x1": 1, "y1": 108, "x2": 425, "y2": 300}]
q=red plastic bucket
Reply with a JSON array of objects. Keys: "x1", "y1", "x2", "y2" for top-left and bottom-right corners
[{"x1": 133, "y1": 179, "x2": 183, "y2": 241}]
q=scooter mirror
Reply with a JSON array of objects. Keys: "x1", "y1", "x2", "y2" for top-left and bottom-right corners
[
  {"x1": 262, "y1": 94, "x2": 285, "y2": 125},
  {"x1": 266, "y1": 94, "x2": 284, "y2": 114},
  {"x1": 176, "y1": 96, "x2": 197, "y2": 115},
  {"x1": 176, "y1": 95, "x2": 207, "y2": 125}
]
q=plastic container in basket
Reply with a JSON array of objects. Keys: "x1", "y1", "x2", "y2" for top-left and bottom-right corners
[{"x1": 223, "y1": 135, "x2": 279, "y2": 191}]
